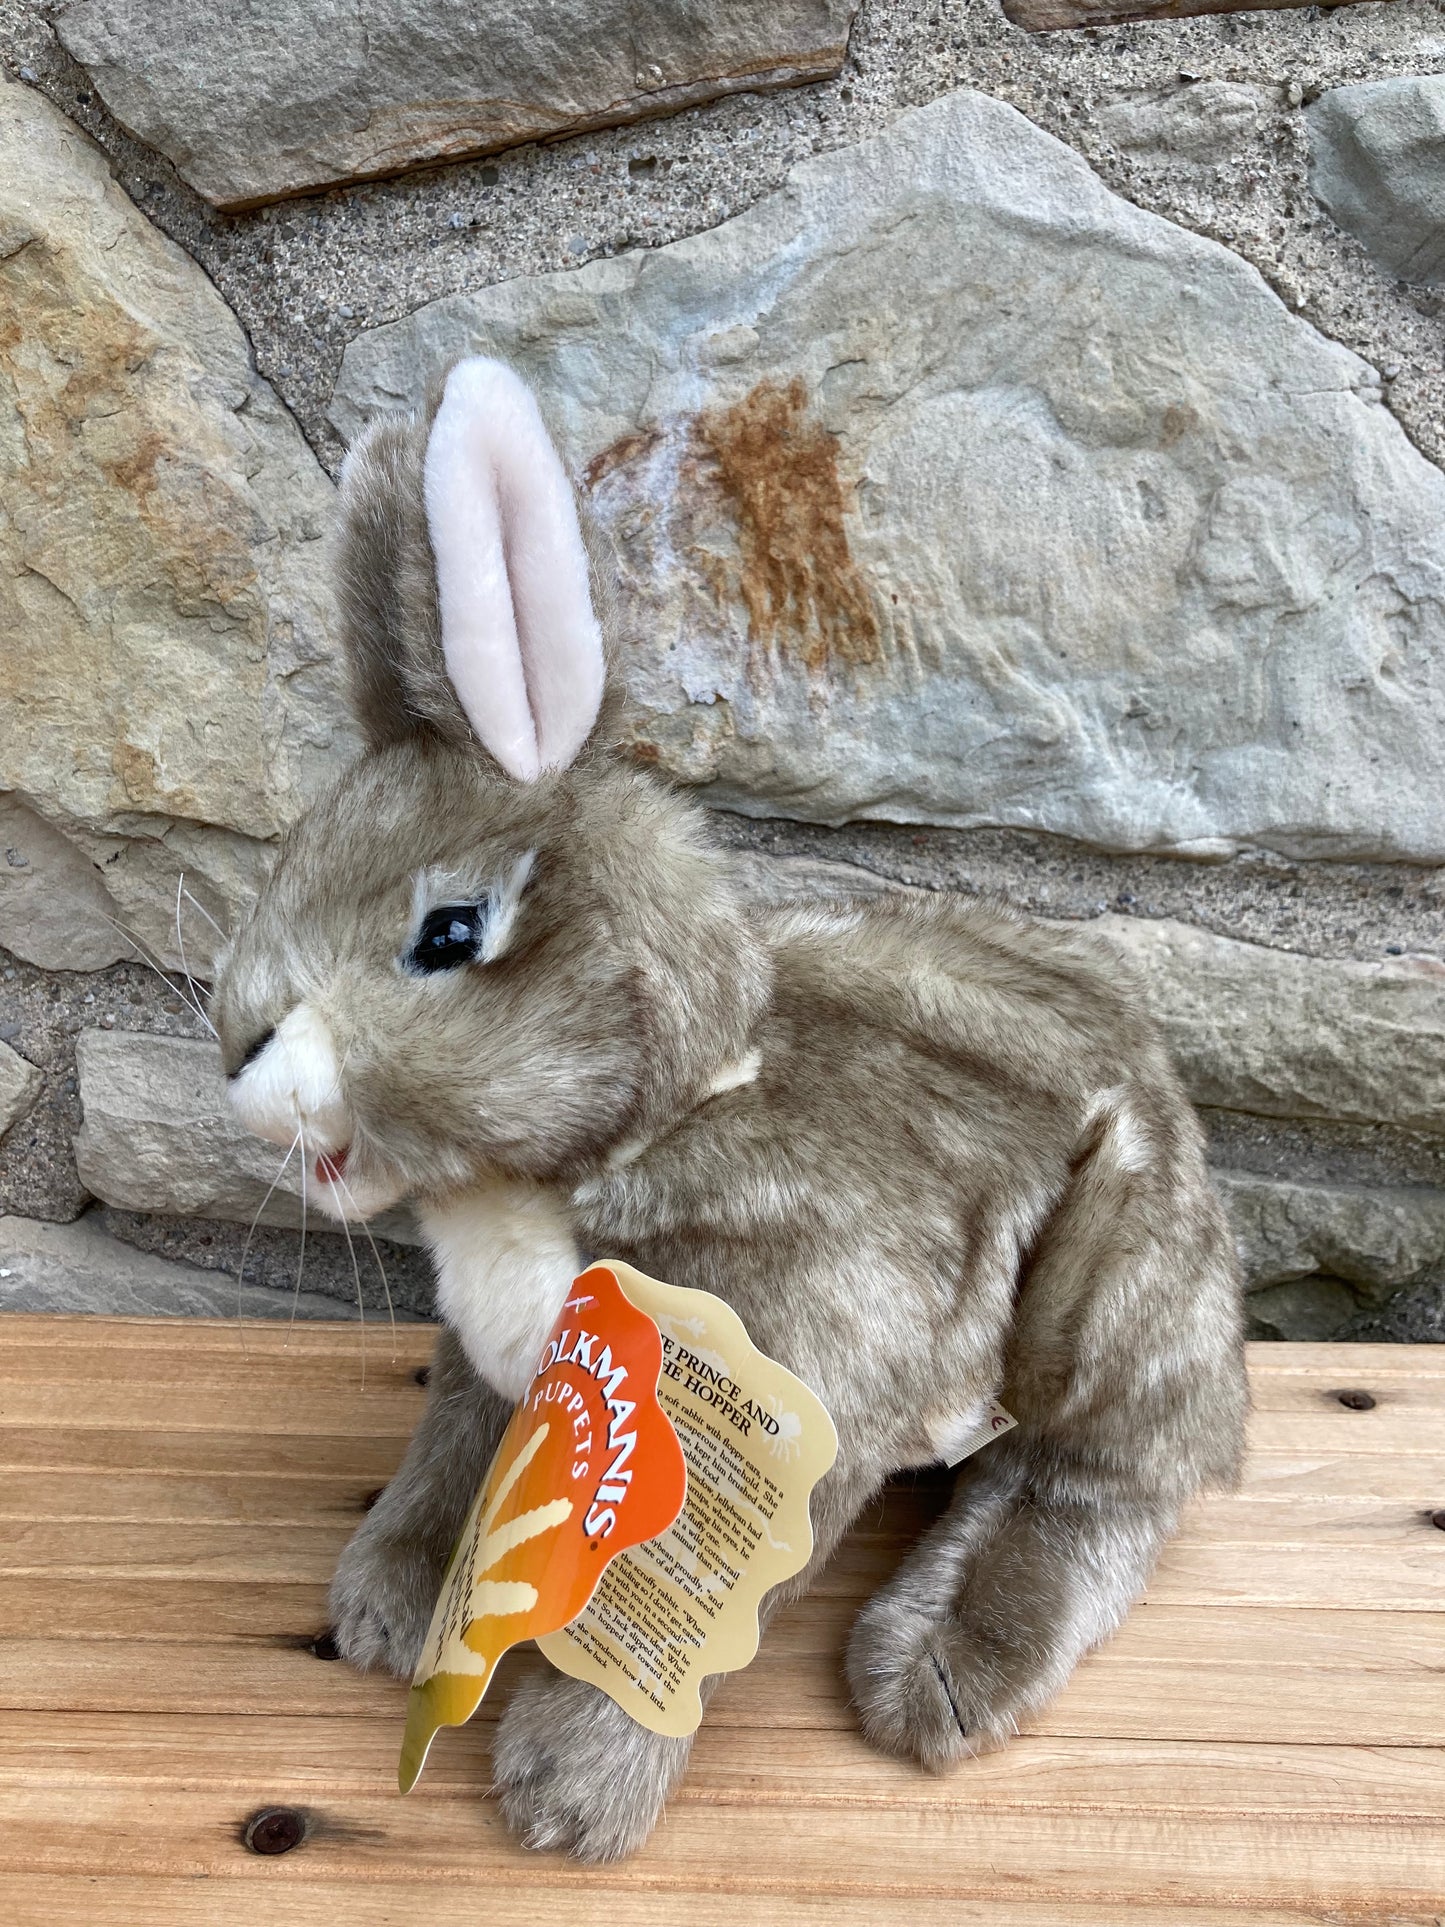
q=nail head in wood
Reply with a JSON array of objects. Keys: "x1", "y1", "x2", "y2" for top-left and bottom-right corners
[
  {"x1": 244, "y1": 1807, "x2": 307, "y2": 1855},
  {"x1": 1335, "y1": 1389, "x2": 1377, "y2": 1411}
]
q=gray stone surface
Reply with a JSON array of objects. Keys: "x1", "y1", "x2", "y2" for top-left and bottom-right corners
[
  {"x1": 0, "y1": 792, "x2": 126, "y2": 972},
  {"x1": 0, "y1": 1207, "x2": 368, "y2": 1316},
  {"x1": 1201, "y1": 1106, "x2": 1445, "y2": 1201},
  {"x1": 0, "y1": 73, "x2": 352, "y2": 973},
  {"x1": 1344, "y1": 1281, "x2": 1445, "y2": 1343},
  {"x1": 99, "y1": 1206, "x2": 436, "y2": 1316},
  {"x1": 336, "y1": 88, "x2": 1445, "y2": 864},
  {"x1": 72, "y1": 1026, "x2": 420, "y2": 1241},
  {"x1": 1097, "y1": 79, "x2": 1274, "y2": 163},
  {"x1": 714, "y1": 812, "x2": 1445, "y2": 965},
  {"x1": 0, "y1": 944, "x2": 213, "y2": 1223},
  {"x1": 1, "y1": 1, "x2": 1444, "y2": 1339},
  {"x1": 9, "y1": 2, "x2": 1442, "y2": 486},
  {"x1": 1309, "y1": 76, "x2": 1445, "y2": 287},
  {"x1": 1244, "y1": 1275, "x2": 1363, "y2": 1343},
  {"x1": 0, "y1": 1037, "x2": 41, "y2": 1141},
  {"x1": 1093, "y1": 916, "x2": 1445, "y2": 1138},
  {"x1": 1217, "y1": 1169, "x2": 1445, "y2": 1293},
  {"x1": 53, "y1": 0, "x2": 859, "y2": 209}
]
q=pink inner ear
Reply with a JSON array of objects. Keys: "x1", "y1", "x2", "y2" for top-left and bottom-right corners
[{"x1": 422, "y1": 359, "x2": 605, "y2": 782}]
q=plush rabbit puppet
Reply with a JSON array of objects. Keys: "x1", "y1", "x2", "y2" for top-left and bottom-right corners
[{"x1": 214, "y1": 357, "x2": 1247, "y2": 1861}]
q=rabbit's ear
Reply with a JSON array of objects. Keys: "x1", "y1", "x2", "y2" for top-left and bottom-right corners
[
  {"x1": 334, "y1": 413, "x2": 439, "y2": 752},
  {"x1": 422, "y1": 358, "x2": 606, "y2": 783}
]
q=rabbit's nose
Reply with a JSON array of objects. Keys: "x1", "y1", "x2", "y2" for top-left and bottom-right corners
[
  {"x1": 227, "y1": 1026, "x2": 276, "y2": 1080},
  {"x1": 227, "y1": 1001, "x2": 350, "y2": 1153}
]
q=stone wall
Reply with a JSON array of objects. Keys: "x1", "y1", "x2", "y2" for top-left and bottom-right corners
[{"x1": 1, "y1": 0, "x2": 1441, "y2": 1336}]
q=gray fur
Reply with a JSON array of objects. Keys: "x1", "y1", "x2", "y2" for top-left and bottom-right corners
[{"x1": 213, "y1": 368, "x2": 1248, "y2": 1861}]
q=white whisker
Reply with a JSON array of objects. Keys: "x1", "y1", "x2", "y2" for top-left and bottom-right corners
[
  {"x1": 235, "y1": 1129, "x2": 301, "y2": 1354},
  {"x1": 334, "y1": 1166, "x2": 398, "y2": 1364},
  {"x1": 327, "y1": 1166, "x2": 370, "y2": 1386},
  {"x1": 174, "y1": 873, "x2": 217, "y2": 1038},
  {"x1": 287, "y1": 1121, "x2": 312, "y2": 1353},
  {"x1": 181, "y1": 884, "x2": 227, "y2": 938},
  {"x1": 319, "y1": 1041, "x2": 354, "y2": 1112},
  {"x1": 102, "y1": 912, "x2": 217, "y2": 1039}
]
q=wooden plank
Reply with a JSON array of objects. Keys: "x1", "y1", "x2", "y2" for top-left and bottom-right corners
[
  {"x1": 3, "y1": 1458, "x2": 1441, "y2": 1528},
  {"x1": 1176, "y1": 1496, "x2": 1445, "y2": 1544},
  {"x1": 0, "y1": 1635, "x2": 425, "y2": 1720},
  {"x1": 5, "y1": 1506, "x2": 1440, "y2": 1617},
  {"x1": 6, "y1": 1488, "x2": 1437, "y2": 1554},
  {"x1": 1244, "y1": 1342, "x2": 1445, "y2": 1379},
  {"x1": 6, "y1": 1379, "x2": 1440, "y2": 1452},
  {"x1": 5, "y1": 1610, "x2": 1444, "y2": 1746},
  {"x1": 0, "y1": 1319, "x2": 1440, "y2": 1918},
  {"x1": 1248, "y1": 1373, "x2": 1445, "y2": 1413},
  {"x1": 1146, "y1": 1541, "x2": 1445, "y2": 1611},
  {"x1": 0, "y1": 1344, "x2": 433, "y2": 1394},
  {"x1": 1238, "y1": 1451, "x2": 1445, "y2": 1501},
  {"x1": 6, "y1": 1711, "x2": 1443, "y2": 1820},
  {"x1": 0, "y1": 1520, "x2": 355, "y2": 1578},
  {"x1": 1245, "y1": 1408, "x2": 1445, "y2": 1456},
  {"x1": 5, "y1": 1529, "x2": 1434, "y2": 1631},
  {"x1": 8, "y1": 1874, "x2": 1402, "y2": 1927},
  {"x1": 0, "y1": 1427, "x2": 408, "y2": 1479},
  {"x1": 0, "y1": 1470, "x2": 382, "y2": 1526},
  {"x1": 0, "y1": 1381, "x2": 424, "y2": 1436},
  {"x1": 0, "y1": 1315, "x2": 437, "y2": 1359},
  {"x1": 2, "y1": 1780, "x2": 1439, "y2": 1908},
  {"x1": 0, "y1": 1578, "x2": 332, "y2": 1640}
]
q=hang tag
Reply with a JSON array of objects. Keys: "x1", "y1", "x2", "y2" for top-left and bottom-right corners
[
  {"x1": 400, "y1": 1260, "x2": 838, "y2": 1785},
  {"x1": 537, "y1": 1261, "x2": 837, "y2": 1737},
  {"x1": 938, "y1": 1397, "x2": 1018, "y2": 1467},
  {"x1": 399, "y1": 1263, "x2": 686, "y2": 1791}
]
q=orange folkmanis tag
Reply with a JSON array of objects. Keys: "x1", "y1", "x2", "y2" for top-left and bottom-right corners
[{"x1": 399, "y1": 1263, "x2": 686, "y2": 1792}]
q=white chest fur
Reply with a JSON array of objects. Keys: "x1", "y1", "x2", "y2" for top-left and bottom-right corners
[{"x1": 418, "y1": 1178, "x2": 581, "y2": 1401}]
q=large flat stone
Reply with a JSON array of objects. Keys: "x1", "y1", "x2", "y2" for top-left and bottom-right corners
[
  {"x1": 1309, "y1": 77, "x2": 1445, "y2": 289},
  {"x1": 0, "y1": 1209, "x2": 362, "y2": 1317},
  {"x1": 0, "y1": 75, "x2": 352, "y2": 971},
  {"x1": 1216, "y1": 1170, "x2": 1445, "y2": 1295},
  {"x1": 0, "y1": 792, "x2": 126, "y2": 972},
  {"x1": 1093, "y1": 916, "x2": 1445, "y2": 1138},
  {"x1": 0, "y1": 1039, "x2": 42, "y2": 1142},
  {"x1": 72, "y1": 1027, "x2": 419, "y2": 1241},
  {"x1": 52, "y1": 1, "x2": 859, "y2": 209},
  {"x1": 1243, "y1": 1276, "x2": 1363, "y2": 1344},
  {"x1": 335, "y1": 87, "x2": 1445, "y2": 863}
]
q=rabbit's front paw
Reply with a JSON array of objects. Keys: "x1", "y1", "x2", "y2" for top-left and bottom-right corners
[
  {"x1": 327, "y1": 1517, "x2": 442, "y2": 1679},
  {"x1": 492, "y1": 1669, "x2": 687, "y2": 1861},
  {"x1": 846, "y1": 1593, "x2": 1019, "y2": 1770}
]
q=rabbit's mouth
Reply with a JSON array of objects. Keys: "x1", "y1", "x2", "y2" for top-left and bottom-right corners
[{"x1": 315, "y1": 1145, "x2": 349, "y2": 1187}]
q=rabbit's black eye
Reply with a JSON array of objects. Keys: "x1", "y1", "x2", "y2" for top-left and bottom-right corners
[{"x1": 408, "y1": 903, "x2": 486, "y2": 975}]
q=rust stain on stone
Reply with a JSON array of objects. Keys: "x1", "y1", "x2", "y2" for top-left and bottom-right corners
[
  {"x1": 1160, "y1": 403, "x2": 1198, "y2": 448},
  {"x1": 102, "y1": 430, "x2": 167, "y2": 500},
  {"x1": 111, "y1": 740, "x2": 159, "y2": 807},
  {"x1": 692, "y1": 377, "x2": 881, "y2": 671},
  {"x1": 584, "y1": 426, "x2": 661, "y2": 492}
]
